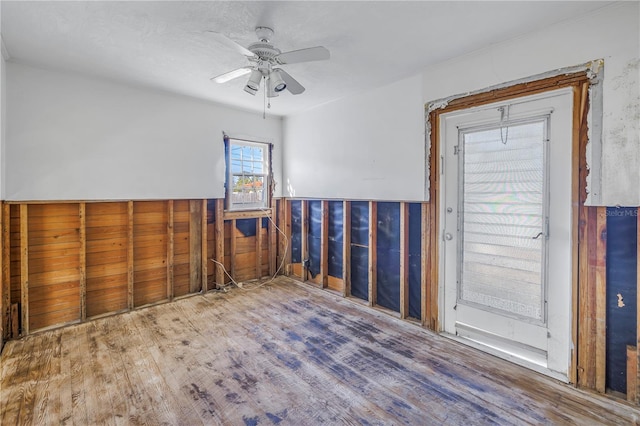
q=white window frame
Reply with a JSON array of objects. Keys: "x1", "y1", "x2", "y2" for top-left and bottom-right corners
[{"x1": 225, "y1": 137, "x2": 271, "y2": 211}]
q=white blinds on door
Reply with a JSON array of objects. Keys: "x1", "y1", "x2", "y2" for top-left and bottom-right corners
[{"x1": 459, "y1": 120, "x2": 546, "y2": 321}]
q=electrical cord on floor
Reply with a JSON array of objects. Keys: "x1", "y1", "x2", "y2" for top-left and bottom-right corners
[{"x1": 209, "y1": 206, "x2": 289, "y2": 292}]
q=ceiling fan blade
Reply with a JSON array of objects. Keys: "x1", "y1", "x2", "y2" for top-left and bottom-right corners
[
  {"x1": 211, "y1": 67, "x2": 252, "y2": 83},
  {"x1": 276, "y1": 46, "x2": 330, "y2": 64},
  {"x1": 206, "y1": 31, "x2": 254, "y2": 57},
  {"x1": 278, "y1": 69, "x2": 305, "y2": 95}
]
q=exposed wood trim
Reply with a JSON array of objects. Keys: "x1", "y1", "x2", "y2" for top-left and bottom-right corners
[
  {"x1": 285, "y1": 200, "x2": 292, "y2": 275},
  {"x1": 167, "y1": 200, "x2": 174, "y2": 301},
  {"x1": 368, "y1": 201, "x2": 377, "y2": 307},
  {"x1": 79, "y1": 203, "x2": 87, "y2": 321},
  {"x1": 399, "y1": 202, "x2": 409, "y2": 319},
  {"x1": 223, "y1": 209, "x2": 273, "y2": 220},
  {"x1": 202, "y1": 199, "x2": 208, "y2": 292},
  {"x1": 127, "y1": 201, "x2": 134, "y2": 310},
  {"x1": 0, "y1": 203, "x2": 3, "y2": 347},
  {"x1": 571, "y1": 81, "x2": 589, "y2": 385},
  {"x1": 595, "y1": 206, "x2": 607, "y2": 393},
  {"x1": 19, "y1": 204, "x2": 29, "y2": 336},
  {"x1": 230, "y1": 219, "x2": 237, "y2": 280},
  {"x1": 421, "y1": 203, "x2": 429, "y2": 328},
  {"x1": 628, "y1": 345, "x2": 638, "y2": 403},
  {"x1": 215, "y1": 199, "x2": 225, "y2": 287},
  {"x1": 189, "y1": 200, "x2": 202, "y2": 293},
  {"x1": 256, "y1": 217, "x2": 263, "y2": 279},
  {"x1": 343, "y1": 201, "x2": 351, "y2": 298},
  {"x1": 428, "y1": 109, "x2": 441, "y2": 332},
  {"x1": 301, "y1": 200, "x2": 308, "y2": 282},
  {"x1": 1, "y1": 203, "x2": 9, "y2": 341},
  {"x1": 321, "y1": 200, "x2": 329, "y2": 288},
  {"x1": 269, "y1": 198, "x2": 277, "y2": 277}
]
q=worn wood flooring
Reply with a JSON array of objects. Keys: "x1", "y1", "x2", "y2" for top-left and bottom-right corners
[{"x1": 1, "y1": 276, "x2": 639, "y2": 425}]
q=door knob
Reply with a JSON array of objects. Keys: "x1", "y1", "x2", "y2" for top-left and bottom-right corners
[{"x1": 445, "y1": 233, "x2": 453, "y2": 241}]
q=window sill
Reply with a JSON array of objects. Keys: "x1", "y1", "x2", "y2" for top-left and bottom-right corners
[{"x1": 223, "y1": 208, "x2": 273, "y2": 220}]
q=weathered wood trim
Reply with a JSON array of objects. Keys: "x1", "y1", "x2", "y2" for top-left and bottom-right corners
[
  {"x1": 285, "y1": 200, "x2": 292, "y2": 275},
  {"x1": 301, "y1": 200, "x2": 308, "y2": 282},
  {"x1": 368, "y1": 201, "x2": 377, "y2": 307},
  {"x1": 1, "y1": 203, "x2": 9, "y2": 341},
  {"x1": 628, "y1": 345, "x2": 638, "y2": 403},
  {"x1": 595, "y1": 206, "x2": 607, "y2": 393},
  {"x1": 343, "y1": 201, "x2": 351, "y2": 298},
  {"x1": 19, "y1": 204, "x2": 29, "y2": 336},
  {"x1": 167, "y1": 200, "x2": 174, "y2": 301},
  {"x1": 215, "y1": 199, "x2": 225, "y2": 287},
  {"x1": 127, "y1": 201, "x2": 134, "y2": 310},
  {"x1": 223, "y1": 209, "x2": 273, "y2": 220},
  {"x1": 79, "y1": 203, "x2": 87, "y2": 321},
  {"x1": 428, "y1": 108, "x2": 441, "y2": 332},
  {"x1": 256, "y1": 217, "x2": 263, "y2": 278},
  {"x1": 269, "y1": 198, "x2": 277, "y2": 277},
  {"x1": 399, "y1": 202, "x2": 409, "y2": 319},
  {"x1": 189, "y1": 200, "x2": 202, "y2": 293},
  {"x1": 321, "y1": 200, "x2": 329, "y2": 288},
  {"x1": 230, "y1": 219, "x2": 237, "y2": 281},
  {"x1": 421, "y1": 203, "x2": 429, "y2": 328},
  {"x1": 202, "y1": 199, "x2": 208, "y2": 292}
]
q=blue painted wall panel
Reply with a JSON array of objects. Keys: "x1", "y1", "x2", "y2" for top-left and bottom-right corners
[{"x1": 606, "y1": 207, "x2": 638, "y2": 394}]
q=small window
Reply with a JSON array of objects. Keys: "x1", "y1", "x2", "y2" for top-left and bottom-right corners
[{"x1": 225, "y1": 137, "x2": 271, "y2": 211}]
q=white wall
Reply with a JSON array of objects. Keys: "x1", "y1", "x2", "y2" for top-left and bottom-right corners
[
  {"x1": 283, "y1": 74, "x2": 424, "y2": 201},
  {"x1": 283, "y1": 2, "x2": 639, "y2": 206},
  {"x1": 6, "y1": 62, "x2": 283, "y2": 201},
  {"x1": 1, "y1": 50, "x2": 5, "y2": 199},
  {"x1": 421, "y1": 2, "x2": 639, "y2": 206}
]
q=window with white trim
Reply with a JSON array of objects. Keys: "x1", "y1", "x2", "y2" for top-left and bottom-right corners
[{"x1": 225, "y1": 137, "x2": 271, "y2": 211}]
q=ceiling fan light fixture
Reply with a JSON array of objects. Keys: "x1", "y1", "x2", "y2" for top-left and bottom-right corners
[
  {"x1": 270, "y1": 69, "x2": 287, "y2": 93},
  {"x1": 244, "y1": 69, "x2": 262, "y2": 95}
]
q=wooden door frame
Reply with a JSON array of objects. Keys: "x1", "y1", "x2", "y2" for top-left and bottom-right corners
[{"x1": 426, "y1": 65, "x2": 602, "y2": 387}]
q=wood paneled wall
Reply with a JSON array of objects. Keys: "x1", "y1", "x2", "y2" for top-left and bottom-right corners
[{"x1": 0, "y1": 199, "x2": 278, "y2": 342}]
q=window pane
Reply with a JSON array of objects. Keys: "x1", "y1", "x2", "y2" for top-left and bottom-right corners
[
  {"x1": 227, "y1": 138, "x2": 270, "y2": 210},
  {"x1": 460, "y1": 120, "x2": 546, "y2": 321}
]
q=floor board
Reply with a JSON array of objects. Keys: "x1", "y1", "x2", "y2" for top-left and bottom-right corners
[{"x1": 1, "y1": 276, "x2": 639, "y2": 425}]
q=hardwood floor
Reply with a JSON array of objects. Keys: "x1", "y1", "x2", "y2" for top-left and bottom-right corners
[{"x1": 1, "y1": 276, "x2": 639, "y2": 425}]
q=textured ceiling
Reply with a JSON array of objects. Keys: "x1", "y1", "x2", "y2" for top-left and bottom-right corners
[{"x1": 1, "y1": 1, "x2": 613, "y2": 116}]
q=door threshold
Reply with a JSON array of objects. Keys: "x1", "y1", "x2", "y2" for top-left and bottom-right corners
[{"x1": 441, "y1": 332, "x2": 569, "y2": 383}]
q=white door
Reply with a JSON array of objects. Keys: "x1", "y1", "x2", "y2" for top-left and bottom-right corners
[{"x1": 440, "y1": 88, "x2": 573, "y2": 381}]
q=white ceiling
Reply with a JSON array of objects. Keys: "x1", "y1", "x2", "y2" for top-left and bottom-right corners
[{"x1": 1, "y1": 1, "x2": 614, "y2": 117}]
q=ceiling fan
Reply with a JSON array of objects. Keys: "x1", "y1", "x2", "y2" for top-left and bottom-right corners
[{"x1": 209, "y1": 27, "x2": 330, "y2": 97}]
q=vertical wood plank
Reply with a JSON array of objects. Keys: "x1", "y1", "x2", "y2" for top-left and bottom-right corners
[
  {"x1": 1, "y1": 203, "x2": 9, "y2": 341},
  {"x1": 230, "y1": 219, "x2": 237, "y2": 281},
  {"x1": 269, "y1": 198, "x2": 277, "y2": 277},
  {"x1": 127, "y1": 201, "x2": 134, "y2": 310},
  {"x1": 421, "y1": 203, "x2": 430, "y2": 328},
  {"x1": 19, "y1": 204, "x2": 28, "y2": 336},
  {"x1": 572, "y1": 82, "x2": 589, "y2": 385},
  {"x1": 428, "y1": 110, "x2": 441, "y2": 332},
  {"x1": 368, "y1": 201, "x2": 377, "y2": 307},
  {"x1": 167, "y1": 200, "x2": 174, "y2": 300},
  {"x1": 301, "y1": 200, "x2": 308, "y2": 282},
  {"x1": 400, "y1": 202, "x2": 409, "y2": 319},
  {"x1": 343, "y1": 201, "x2": 351, "y2": 298},
  {"x1": 189, "y1": 200, "x2": 202, "y2": 293},
  {"x1": 628, "y1": 345, "x2": 638, "y2": 403},
  {"x1": 215, "y1": 199, "x2": 225, "y2": 287},
  {"x1": 595, "y1": 206, "x2": 607, "y2": 393},
  {"x1": 285, "y1": 200, "x2": 292, "y2": 275},
  {"x1": 256, "y1": 218, "x2": 263, "y2": 279},
  {"x1": 321, "y1": 200, "x2": 329, "y2": 288},
  {"x1": 79, "y1": 203, "x2": 87, "y2": 322},
  {"x1": 201, "y1": 199, "x2": 208, "y2": 292}
]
